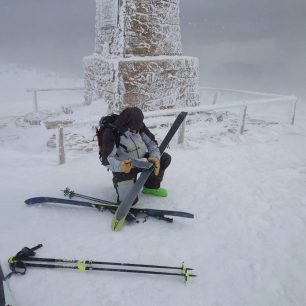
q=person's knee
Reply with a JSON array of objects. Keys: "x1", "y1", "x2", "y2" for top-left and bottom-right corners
[
  {"x1": 161, "y1": 152, "x2": 171, "y2": 169},
  {"x1": 115, "y1": 180, "x2": 134, "y2": 202}
]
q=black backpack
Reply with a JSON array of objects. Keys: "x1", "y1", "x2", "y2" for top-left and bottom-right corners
[{"x1": 96, "y1": 114, "x2": 123, "y2": 163}]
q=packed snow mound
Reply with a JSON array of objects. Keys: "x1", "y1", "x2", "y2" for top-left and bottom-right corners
[{"x1": 1, "y1": 65, "x2": 306, "y2": 305}]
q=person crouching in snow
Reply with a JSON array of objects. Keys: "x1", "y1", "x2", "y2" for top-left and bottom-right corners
[{"x1": 101, "y1": 107, "x2": 171, "y2": 205}]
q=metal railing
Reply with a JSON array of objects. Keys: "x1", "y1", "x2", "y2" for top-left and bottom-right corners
[
  {"x1": 143, "y1": 94, "x2": 298, "y2": 144},
  {"x1": 26, "y1": 87, "x2": 85, "y2": 112},
  {"x1": 28, "y1": 86, "x2": 297, "y2": 164}
]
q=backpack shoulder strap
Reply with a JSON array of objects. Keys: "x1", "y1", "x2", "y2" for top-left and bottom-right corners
[
  {"x1": 140, "y1": 123, "x2": 158, "y2": 145},
  {"x1": 107, "y1": 123, "x2": 126, "y2": 148}
]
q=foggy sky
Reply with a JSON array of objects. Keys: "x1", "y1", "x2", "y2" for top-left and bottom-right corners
[{"x1": 0, "y1": 0, "x2": 305, "y2": 96}]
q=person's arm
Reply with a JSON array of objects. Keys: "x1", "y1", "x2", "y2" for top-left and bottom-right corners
[
  {"x1": 141, "y1": 126, "x2": 161, "y2": 175},
  {"x1": 105, "y1": 146, "x2": 121, "y2": 172},
  {"x1": 141, "y1": 126, "x2": 160, "y2": 159},
  {"x1": 102, "y1": 129, "x2": 131, "y2": 173},
  {"x1": 101, "y1": 128, "x2": 121, "y2": 172}
]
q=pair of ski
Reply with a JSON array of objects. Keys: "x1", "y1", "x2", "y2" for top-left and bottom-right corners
[
  {"x1": 25, "y1": 191, "x2": 193, "y2": 223},
  {"x1": 7, "y1": 244, "x2": 196, "y2": 282},
  {"x1": 25, "y1": 112, "x2": 190, "y2": 231}
]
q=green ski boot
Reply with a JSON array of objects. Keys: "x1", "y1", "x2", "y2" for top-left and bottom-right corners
[{"x1": 142, "y1": 187, "x2": 168, "y2": 197}]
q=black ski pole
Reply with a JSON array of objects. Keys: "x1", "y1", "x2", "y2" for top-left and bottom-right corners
[
  {"x1": 8, "y1": 245, "x2": 196, "y2": 282},
  {"x1": 0, "y1": 264, "x2": 6, "y2": 306},
  {"x1": 8, "y1": 261, "x2": 196, "y2": 282},
  {"x1": 63, "y1": 188, "x2": 114, "y2": 205},
  {"x1": 0, "y1": 264, "x2": 13, "y2": 306},
  {"x1": 9, "y1": 256, "x2": 193, "y2": 272}
]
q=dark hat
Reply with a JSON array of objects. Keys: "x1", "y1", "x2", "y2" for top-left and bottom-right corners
[{"x1": 118, "y1": 107, "x2": 144, "y2": 130}]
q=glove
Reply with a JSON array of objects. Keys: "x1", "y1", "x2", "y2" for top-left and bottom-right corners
[
  {"x1": 148, "y1": 157, "x2": 160, "y2": 176},
  {"x1": 120, "y1": 160, "x2": 132, "y2": 173}
]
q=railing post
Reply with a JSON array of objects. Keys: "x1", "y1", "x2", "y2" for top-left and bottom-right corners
[
  {"x1": 238, "y1": 105, "x2": 247, "y2": 135},
  {"x1": 58, "y1": 126, "x2": 66, "y2": 165},
  {"x1": 289, "y1": 99, "x2": 297, "y2": 125},
  {"x1": 33, "y1": 90, "x2": 38, "y2": 112},
  {"x1": 178, "y1": 116, "x2": 186, "y2": 144},
  {"x1": 212, "y1": 91, "x2": 220, "y2": 105}
]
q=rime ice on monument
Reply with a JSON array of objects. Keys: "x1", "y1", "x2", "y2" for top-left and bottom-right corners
[{"x1": 83, "y1": 0, "x2": 200, "y2": 112}]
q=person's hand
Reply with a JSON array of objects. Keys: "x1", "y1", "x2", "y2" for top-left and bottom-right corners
[
  {"x1": 120, "y1": 160, "x2": 132, "y2": 173},
  {"x1": 148, "y1": 157, "x2": 160, "y2": 176}
]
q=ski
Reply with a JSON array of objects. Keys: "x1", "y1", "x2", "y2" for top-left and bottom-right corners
[
  {"x1": 25, "y1": 197, "x2": 194, "y2": 220},
  {"x1": 8, "y1": 245, "x2": 196, "y2": 283},
  {"x1": 111, "y1": 112, "x2": 188, "y2": 231}
]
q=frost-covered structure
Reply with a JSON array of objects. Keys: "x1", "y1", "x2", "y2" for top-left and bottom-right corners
[{"x1": 84, "y1": 0, "x2": 199, "y2": 111}]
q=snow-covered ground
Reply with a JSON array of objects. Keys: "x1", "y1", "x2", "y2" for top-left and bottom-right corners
[{"x1": 1, "y1": 65, "x2": 306, "y2": 306}]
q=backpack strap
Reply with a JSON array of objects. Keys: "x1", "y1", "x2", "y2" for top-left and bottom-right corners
[
  {"x1": 140, "y1": 123, "x2": 158, "y2": 145},
  {"x1": 108, "y1": 123, "x2": 126, "y2": 148}
]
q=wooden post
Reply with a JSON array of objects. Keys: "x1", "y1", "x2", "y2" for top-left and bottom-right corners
[
  {"x1": 238, "y1": 105, "x2": 247, "y2": 135},
  {"x1": 178, "y1": 116, "x2": 186, "y2": 144},
  {"x1": 212, "y1": 91, "x2": 220, "y2": 105},
  {"x1": 289, "y1": 99, "x2": 297, "y2": 125},
  {"x1": 33, "y1": 90, "x2": 38, "y2": 112},
  {"x1": 58, "y1": 126, "x2": 66, "y2": 165}
]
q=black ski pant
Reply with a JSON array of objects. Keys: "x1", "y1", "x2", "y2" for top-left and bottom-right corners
[{"x1": 112, "y1": 152, "x2": 171, "y2": 203}]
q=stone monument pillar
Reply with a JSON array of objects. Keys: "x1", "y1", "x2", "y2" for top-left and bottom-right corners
[{"x1": 84, "y1": 0, "x2": 199, "y2": 112}]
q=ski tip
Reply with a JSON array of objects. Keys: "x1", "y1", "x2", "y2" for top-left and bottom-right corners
[
  {"x1": 25, "y1": 197, "x2": 44, "y2": 205},
  {"x1": 111, "y1": 211, "x2": 127, "y2": 232},
  {"x1": 178, "y1": 112, "x2": 188, "y2": 121},
  {"x1": 24, "y1": 198, "x2": 33, "y2": 205}
]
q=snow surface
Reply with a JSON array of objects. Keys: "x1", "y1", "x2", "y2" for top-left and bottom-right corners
[{"x1": 1, "y1": 66, "x2": 306, "y2": 306}]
